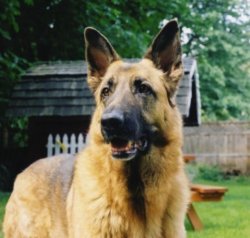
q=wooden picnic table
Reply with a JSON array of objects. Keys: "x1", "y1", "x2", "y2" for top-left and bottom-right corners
[{"x1": 184, "y1": 154, "x2": 228, "y2": 231}]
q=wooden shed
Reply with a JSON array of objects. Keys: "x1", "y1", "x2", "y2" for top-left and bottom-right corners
[{"x1": 7, "y1": 57, "x2": 200, "y2": 162}]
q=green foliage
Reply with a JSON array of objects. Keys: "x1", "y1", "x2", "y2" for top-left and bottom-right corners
[
  {"x1": 182, "y1": 0, "x2": 250, "y2": 120},
  {"x1": 186, "y1": 164, "x2": 225, "y2": 181},
  {"x1": 9, "y1": 117, "x2": 28, "y2": 147},
  {"x1": 0, "y1": 1, "x2": 31, "y2": 148},
  {"x1": 186, "y1": 163, "x2": 247, "y2": 182},
  {"x1": 0, "y1": 191, "x2": 10, "y2": 237},
  {"x1": 0, "y1": 52, "x2": 29, "y2": 148},
  {"x1": 0, "y1": 52, "x2": 28, "y2": 114},
  {"x1": 198, "y1": 165, "x2": 224, "y2": 181}
]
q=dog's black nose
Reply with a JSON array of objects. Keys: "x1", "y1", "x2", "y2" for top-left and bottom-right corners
[{"x1": 101, "y1": 110, "x2": 125, "y2": 131}]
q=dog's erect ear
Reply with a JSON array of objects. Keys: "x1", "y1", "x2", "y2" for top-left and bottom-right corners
[
  {"x1": 84, "y1": 27, "x2": 120, "y2": 92},
  {"x1": 144, "y1": 20, "x2": 183, "y2": 101}
]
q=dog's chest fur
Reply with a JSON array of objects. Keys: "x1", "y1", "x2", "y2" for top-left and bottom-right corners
[{"x1": 67, "y1": 149, "x2": 168, "y2": 238}]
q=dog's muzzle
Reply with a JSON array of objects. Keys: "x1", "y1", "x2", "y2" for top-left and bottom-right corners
[{"x1": 101, "y1": 109, "x2": 149, "y2": 161}]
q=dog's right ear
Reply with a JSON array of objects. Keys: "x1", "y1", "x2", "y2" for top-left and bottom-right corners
[{"x1": 84, "y1": 27, "x2": 120, "y2": 92}]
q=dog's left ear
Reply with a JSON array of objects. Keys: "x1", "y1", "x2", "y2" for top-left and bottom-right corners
[
  {"x1": 84, "y1": 27, "x2": 120, "y2": 92},
  {"x1": 144, "y1": 19, "x2": 183, "y2": 100}
]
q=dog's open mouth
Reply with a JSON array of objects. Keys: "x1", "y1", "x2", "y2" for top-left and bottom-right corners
[{"x1": 110, "y1": 137, "x2": 148, "y2": 161}]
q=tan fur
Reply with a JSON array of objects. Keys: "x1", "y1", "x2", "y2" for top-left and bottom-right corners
[{"x1": 3, "y1": 20, "x2": 190, "y2": 238}]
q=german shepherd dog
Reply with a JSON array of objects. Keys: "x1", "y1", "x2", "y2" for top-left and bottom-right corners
[{"x1": 3, "y1": 20, "x2": 189, "y2": 238}]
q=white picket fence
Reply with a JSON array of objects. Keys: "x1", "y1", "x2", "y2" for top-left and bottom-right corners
[{"x1": 46, "y1": 133, "x2": 89, "y2": 156}]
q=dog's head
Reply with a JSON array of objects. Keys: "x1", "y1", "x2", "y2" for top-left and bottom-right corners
[{"x1": 84, "y1": 20, "x2": 183, "y2": 161}]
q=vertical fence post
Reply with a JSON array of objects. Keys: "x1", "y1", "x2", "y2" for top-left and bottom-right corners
[
  {"x1": 47, "y1": 134, "x2": 53, "y2": 157},
  {"x1": 77, "y1": 134, "x2": 84, "y2": 153},
  {"x1": 70, "y1": 134, "x2": 77, "y2": 154},
  {"x1": 62, "y1": 134, "x2": 68, "y2": 154},
  {"x1": 55, "y1": 134, "x2": 61, "y2": 155}
]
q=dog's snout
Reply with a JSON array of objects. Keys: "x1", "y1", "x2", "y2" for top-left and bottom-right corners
[{"x1": 101, "y1": 110, "x2": 125, "y2": 131}]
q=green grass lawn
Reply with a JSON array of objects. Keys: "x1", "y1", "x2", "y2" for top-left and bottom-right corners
[
  {"x1": 0, "y1": 177, "x2": 249, "y2": 238},
  {"x1": 0, "y1": 192, "x2": 9, "y2": 238},
  {"x1": 186, "y1": 177, "x2": 250, "y2": 238}
]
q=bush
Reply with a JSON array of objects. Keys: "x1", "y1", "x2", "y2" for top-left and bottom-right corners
[
  {"x1": 197, "y1": 165, "x2": 224, "y2": 181},
  {"x1": 186, "y1": 164, "x2": 225, "y2": 182}
]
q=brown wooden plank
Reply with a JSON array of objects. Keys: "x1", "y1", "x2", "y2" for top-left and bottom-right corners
[
  {"x1": 191, "y1": 184, "x2": 228, "y2": 194},
  {"x1": 184, "y1": 154, "x2": 196, "y2": 163},
  {"x1": 191, "y1": 191, "x2": 225, "y2": 202},
  {"x1": 186, "y1": 204, "x2": 204, "y2": 231}
]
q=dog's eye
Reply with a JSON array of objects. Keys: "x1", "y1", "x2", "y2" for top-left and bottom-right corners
[
  {"x1": 138, "y1": 84, "x2": 152, "y2": 95},
  {"x1": 101, "y1": 87, "x2": 110, "y2": 99},
  {"x1": 135, "y1": 79, "x2": 153, "y2": 96}
]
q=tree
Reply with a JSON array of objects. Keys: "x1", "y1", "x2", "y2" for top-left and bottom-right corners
[
  {"x1": 180, "y1": 0, "x2": 250, "y2": 120},
  {"x1": 0, "y1": 0, "x2": 32, "y2": 148}
]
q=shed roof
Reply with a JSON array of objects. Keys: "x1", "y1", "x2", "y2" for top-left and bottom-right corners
[{"x1": 7, "y1": 57, "x2": 201, "y2": 126}]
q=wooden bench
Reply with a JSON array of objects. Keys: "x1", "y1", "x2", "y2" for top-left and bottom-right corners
[
  {"x1": 187, "y1": 184, "x2": 228, "y2": 231},
  {"x1": 183, "y1": 155, "x2": 228, "y2": 231}
]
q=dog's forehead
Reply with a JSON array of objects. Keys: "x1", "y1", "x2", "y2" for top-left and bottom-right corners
[{"x1": 105, "y1": 59, "x2": 161, "y2": 79}]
